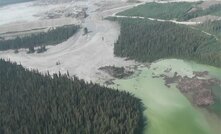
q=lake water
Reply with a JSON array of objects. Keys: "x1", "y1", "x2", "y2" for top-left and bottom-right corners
[{"x1": 112, "y1": 59, "x2": 221, "y2": 134}]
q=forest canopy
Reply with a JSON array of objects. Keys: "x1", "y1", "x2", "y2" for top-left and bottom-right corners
[
  {"x1": 117, "y1": 2, "x2": 221, "y2": 21},
  {"x1": 0, "y1": 59, "x2": 145, "y2": 134},
  {"x1": 0, "y1": 25, "x2": 79, "y2": 51},
  {"x1": 196, "y1": 20, "x2": 221, "y2": 39},
  {"x1": 182, "y1": 4, "x2": 221, "y2": 21},
  {"x1": 110, "y1": 18, "x2": 221, "y2": 67}
]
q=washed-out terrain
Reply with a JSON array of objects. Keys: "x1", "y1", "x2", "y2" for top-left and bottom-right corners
[{"x1": 0, "y1": 0, "x2": 220, "y2": 134}]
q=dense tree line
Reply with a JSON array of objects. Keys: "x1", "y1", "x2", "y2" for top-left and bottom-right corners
[
  {"x1": 0, "y1": 0, "x2": 35, "y2": 6},
  {"x1": 197, "y1": 20, "x2": 221, "y2": 38},
  {"x1": 0, "y1": 25, "x2": 79, "y2": 51},
  {"x1": 0, "y1": 59, "x2": 145, "y2": 134},
  {"x1": 112, "y1": 18, "x2": 221, "y2": 67},
  {"x1": 117, "y1": 2, "x2": 195, "y2": 20},
  {"x1": 117, "y1": 2, "x2": 221, "y2": 21},
  {"x1": 181, "y1": 4, "x2": 221, "y2": 21}
]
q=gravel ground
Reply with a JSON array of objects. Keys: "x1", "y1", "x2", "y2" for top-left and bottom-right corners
[{"x1": 0, "y1": 0, "x2": 210, "y2": 82}]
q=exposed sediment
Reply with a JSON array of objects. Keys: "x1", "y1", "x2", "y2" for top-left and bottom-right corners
[
  {"x1": 153, "y1": 71, "x2": 221, "y2": 106},
  {"x1": 99, "y1": 66, "x2": 134, "y2": 79}
]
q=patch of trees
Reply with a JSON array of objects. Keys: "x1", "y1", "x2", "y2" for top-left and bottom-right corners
[
  {"x1": 113, "y1": 18, "x2": 221, "y2": 67},
  {"x1": 0, "y1": 25, "x2": 79, "y2": 51},
  {"x1": 83, "y1": 27, "x2": 88, "y2": 35},
  {"x1": 0, "y1": 59, "x2": 145, "y2": 134},
  {"x1": 25, "y1": 45, "x2": 47, "y2": 54},
  {"x1": 0, "y1": 0, "x2": 35, "y2": 6},
  {"x1": 37, "y1": 45, "x2": 47, "y2": 53},
  {"x1": 197, "y1": 20, "x2": 221, "y2": 38},
  {"x1": 117, "y1": 2, "x2": 197, "y2": 20},
  {"x1": 181, "y1": 4, "x2": 221, "y2": 21},
  {"x1": 27, "y1": 46, "x2": 35, "y2": 53},
  {"x1": 117, "y1": 2, "x2": 221, "y2": 21}
]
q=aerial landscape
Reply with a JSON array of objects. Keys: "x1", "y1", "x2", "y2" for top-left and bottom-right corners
[{"x1": 0, "y1": 0, "x2": 220, "y2": 134}]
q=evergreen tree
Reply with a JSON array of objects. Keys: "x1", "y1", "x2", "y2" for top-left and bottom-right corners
[
  {"x1": 0, "y1": 25, "x2": 79, "y2": 51},
  {"x1": 112, "y1": 18, "x2": 221, "y2": 67},
  {"x1": 0, "y1": 59, "x2": 145, "y2": 134}
]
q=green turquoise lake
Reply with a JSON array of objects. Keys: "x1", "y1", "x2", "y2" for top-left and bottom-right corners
[{"x1": 112, "y1": 59, "x2": 221, "y2": 134}]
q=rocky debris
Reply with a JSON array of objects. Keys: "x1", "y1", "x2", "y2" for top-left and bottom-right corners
[
  {"x1": 194, "y1": 89, "x2": 214, "y2": 106},
  {"x1": 104, "y1": 79, "x2": 115, "y2": 85},
  {"x1": 153, "y1": 67, "x2": 158, "y2": 70},
  {"x1": 176, "y1": 76, "x2": 219, "y2": 106},
  {"x1": 164, "y1": 72, "x2": 181, "y2": 88},
  {"x1": 152, "y1": 75, "x2": 160, "y2": 78},
  {"x1": 44, "y1": 12, "x2": 62, "y2": 19},
  {"x1": 193, "y1": 71, "x2": 209, "y2": 77},
  {"x1": 154, "y1": 71, "x2": 221, "y2": 106},
  {"x1": 56, "y1": 61, "x2": 61, "y2": 65},
  {"x1": 99, "y1": 66, "x2": 134, "y2": 79},
  {"x1": 36, "y1": 5, "x2": 88, "y2": 20},
  {"x1": 64, "y1": 7, "x2": 88, "y2": 19},
  {"x1": 177, "y1": 77, "x2": 219, "y2": 106},
  {"x1": 164, "y1": 68, "x2": 172, "y2": 73}
]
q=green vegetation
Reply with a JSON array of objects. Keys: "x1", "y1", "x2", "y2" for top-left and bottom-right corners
[
  {"x1": 0, "y1": 25, "x2": 79, "y2": 51},
  {"x1": 111, "y1": 18, "x2": 221, "y2": 67},
  {"x1": 117, "y1": 2, "x2": 197, "y2": 20},
  {"x1": 83, "y1": 27, "x2": 88, "y2": 35},
  {"x1": 27, "y1": 46, "x2": 35, "y2": 53},
  {"x1": 117, "y1": 2, "x2": 221, "y2": 21},
  {"x1": 36, "y1": 45, "x2": 47, "y2": 53},
  {"x1": 0, "y1": 0, "x2": 35, "y2": 6},
  {"x1": 0, "y1": 59, "x2": 144, "y2": 134},
  {"x1": 182, "y1": 4, "x2": 221, "y2": 21},
  {"x1": 196, "y1": 20, "x2": 221, "y2": 39}
]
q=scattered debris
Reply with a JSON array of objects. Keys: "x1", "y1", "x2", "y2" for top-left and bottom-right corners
[
  {"x1": 154, "y1": 71, "x2": 221, "y2": 106},
  {"x1": 38, "y1": 6, "x2": 88, "y2": 20},
  {"x1": 193, "y1": 71, "x2": 209, "y2": 77},
  {"x1": 37, "y1": 46, "x2": 47, "y2": 53},
  {"x1": 56, "y1": 61, "x2": 61, "y2": 66},
  {"x1": 83, "y1": 27, "x2": 88, "y2": 35},
  {"x1": 14, "y1": 49, "x2": 19, "y2": 54},
  {"x1": 104, "y1": 79, "x2": 115, "y2": 85},
  {"x1": 99, "y1": 66, "x2": 134, "y2": 79},
  {"x1": 27, "y1": 46, "x2": 35, "y2": 54},
  {"x1": 164, "y1": 68, "x2": 172, "y2": 73}
]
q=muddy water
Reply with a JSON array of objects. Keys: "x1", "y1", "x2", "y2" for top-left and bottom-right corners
[{"x1": 112, "y1": 59, "x2": 221, "y2": 134}]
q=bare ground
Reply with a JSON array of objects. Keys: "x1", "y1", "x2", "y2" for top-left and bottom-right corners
[
  {"x1": 199, "y1": 0, "x2": 221, "y2": 9},
  {"x1": 0, "y1": 0, "x2": 140, "y2": 82},
  {"x1": 189, "y1": 15, "x2": 221, "y2": 22},
  {"x1": 0, "y1": 0, "x2": 212, "y2": 82}
]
